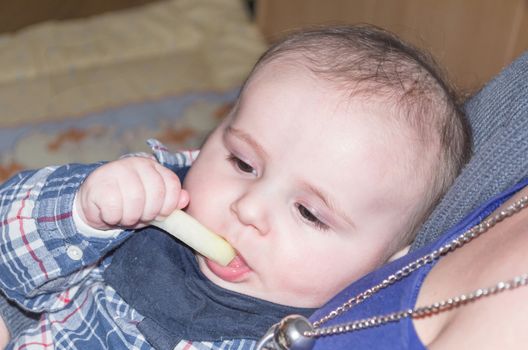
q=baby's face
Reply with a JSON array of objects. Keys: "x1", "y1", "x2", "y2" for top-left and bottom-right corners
[{"x1": 183, "y1": 60, "x2": 427, "y2": 307}]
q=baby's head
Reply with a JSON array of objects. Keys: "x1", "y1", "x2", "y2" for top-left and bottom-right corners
[{"x1": 183, "y1": 25, "x2": 471, "y2": 307}]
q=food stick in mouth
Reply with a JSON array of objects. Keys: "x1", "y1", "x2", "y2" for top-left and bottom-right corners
[{"x1": 151, "y1": 210, "x2": 236, "y2": 266}]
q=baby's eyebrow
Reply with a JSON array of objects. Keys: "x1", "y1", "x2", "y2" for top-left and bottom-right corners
[
  {"x1": 300, "y1": 180, "x2": 356, "y2": 229},
  {"x1": 225, "y1": 126, "x2": 269, "y2": 160}
]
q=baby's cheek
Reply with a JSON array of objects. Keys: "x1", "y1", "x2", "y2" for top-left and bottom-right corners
[{"x1": 273, "y1": 249, "x2": 319, "y2": 285}]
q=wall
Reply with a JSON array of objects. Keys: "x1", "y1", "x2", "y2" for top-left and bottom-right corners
[
  {"x1": 256, "y1": 0, "x2": 528, "y2": 92},
  {"x1": 0, "y1": 0, "x2": 162, "y2": 34}
]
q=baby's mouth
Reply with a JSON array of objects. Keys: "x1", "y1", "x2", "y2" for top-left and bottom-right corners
[{"x1": 204, "y1": 252, "x2": 252, "y2": 283}]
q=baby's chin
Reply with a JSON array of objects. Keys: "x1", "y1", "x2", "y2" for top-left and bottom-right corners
[
  {"x1": 196, "y1": 255, "x2": 279, "y2": 303},
  {"x1": 196, "y1": 256, "x2": 322, "y2": 308}
]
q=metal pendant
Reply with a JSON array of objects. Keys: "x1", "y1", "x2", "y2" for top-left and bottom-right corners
[{"x1": 255, "y1": 315, "x2": 315, "y2": 350}]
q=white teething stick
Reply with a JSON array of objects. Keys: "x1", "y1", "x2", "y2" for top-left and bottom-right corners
[{"x1": 151, "y1": 210, "x2": 235, "y2": 266}]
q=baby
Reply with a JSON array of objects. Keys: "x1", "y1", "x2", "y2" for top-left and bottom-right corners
[{"x1": 0, "y1": 25, "x2": 470, "y2": 349}]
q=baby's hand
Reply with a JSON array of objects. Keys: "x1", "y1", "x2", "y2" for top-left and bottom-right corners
[{"x1": 76, "y1": 157, "x2": 188, "y2": 230}]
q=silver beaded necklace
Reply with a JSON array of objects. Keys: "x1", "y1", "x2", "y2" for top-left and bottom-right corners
[{"x1": 256, "y1": 195, "x2": 528, "y2": 350}]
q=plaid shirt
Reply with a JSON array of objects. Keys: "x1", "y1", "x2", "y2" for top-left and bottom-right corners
[{"x1": 0, "y1": 140, "x2": 257, "y2": 350}]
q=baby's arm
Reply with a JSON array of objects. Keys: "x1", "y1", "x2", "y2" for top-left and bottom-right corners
[
  {"x1": 0, "y1": 163, "x2": 106, "y2": 310},
  {"x1": 0, "y1": 138, "x2": 194, "y2": 346},
  {"x1": 0, "y1": 156, "x2": 186, "y2": 313}
]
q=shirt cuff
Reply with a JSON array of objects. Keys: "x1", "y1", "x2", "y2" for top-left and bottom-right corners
[{"x1": 72, "y1": 194, "x2": 122, "y2": 239}]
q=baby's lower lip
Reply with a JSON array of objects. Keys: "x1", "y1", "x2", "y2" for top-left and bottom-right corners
[{"x1": 205, "y1": 253, "x2": 251, "y2": 282}]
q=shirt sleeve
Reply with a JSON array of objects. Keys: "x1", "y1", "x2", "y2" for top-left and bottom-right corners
[
  {"x1": 0, "y1": 141, "x2": 196, "y2": 313},
  {"x1": 147, "y1": 138, "x2": 199, "y2": 172},
  {"x1": 0, "y1": 163, "x2": 133, "y2": 312}
]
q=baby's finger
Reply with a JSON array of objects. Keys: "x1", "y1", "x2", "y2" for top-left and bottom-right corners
[
  {"x1": 154, "y1": 163, "x2": 184, "y2": 217},
  {"x1": 77, "y1": 189, "x2": 106, "y2": 229},
  {"x1": 96, "y1": 181, "x2": 125, "y2": 227},
  {"x1": 78, "y1": 173, "x2": 124, "y2": 229},
  {"x1": 136, "y1": 163, "x2": 166, "y2": 223},
  {"x1": 116, "y1": 168, "x2": 147, "y2": 227},
  {"x1": 177, "y1": 188, "x2": 190, "y2": 210}
]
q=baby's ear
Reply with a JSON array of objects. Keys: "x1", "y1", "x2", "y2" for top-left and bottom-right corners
[{"x1": 387, "y1": 245, "x2": 410, "y2": 262}]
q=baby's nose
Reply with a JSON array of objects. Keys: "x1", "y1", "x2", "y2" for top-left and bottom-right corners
[{"x1": 230, "y1": 186, "x2": 270, "y2": 235}]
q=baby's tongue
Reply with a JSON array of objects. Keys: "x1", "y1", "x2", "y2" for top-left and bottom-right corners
[
  {"x1": 226, "y1": 254, "x2": 247, "y2": 268},
  {"x1": 205, "y1": 250, "x2": 252, "y2": 282}
]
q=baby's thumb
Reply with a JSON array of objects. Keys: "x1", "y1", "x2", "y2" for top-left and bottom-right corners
[{"x1": 177, "y1": 189, "x2": 190, "y2": 209}]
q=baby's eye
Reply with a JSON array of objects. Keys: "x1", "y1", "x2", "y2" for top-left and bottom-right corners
[
  {"x1": 227, "y1": 154, "x2": 256, "y2": 175},
  {"x1": 296, "y1": 204, "x2": 329, "y2": 231}
]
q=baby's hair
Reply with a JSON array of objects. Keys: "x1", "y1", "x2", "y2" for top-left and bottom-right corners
[{"x1": 243, "y1": 24, "x2": 472, "y2": 246}]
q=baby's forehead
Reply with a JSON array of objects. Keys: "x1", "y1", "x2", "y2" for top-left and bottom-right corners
[
  {"x1": 240, "y1": 67, "x2": 416, "y2": 141},
  {"x1": 239, "y1": 54, "x2": 435, "y2": 158},
  {"x1": 251, "y1": 55, "x2": 405, "y2": 106}
]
